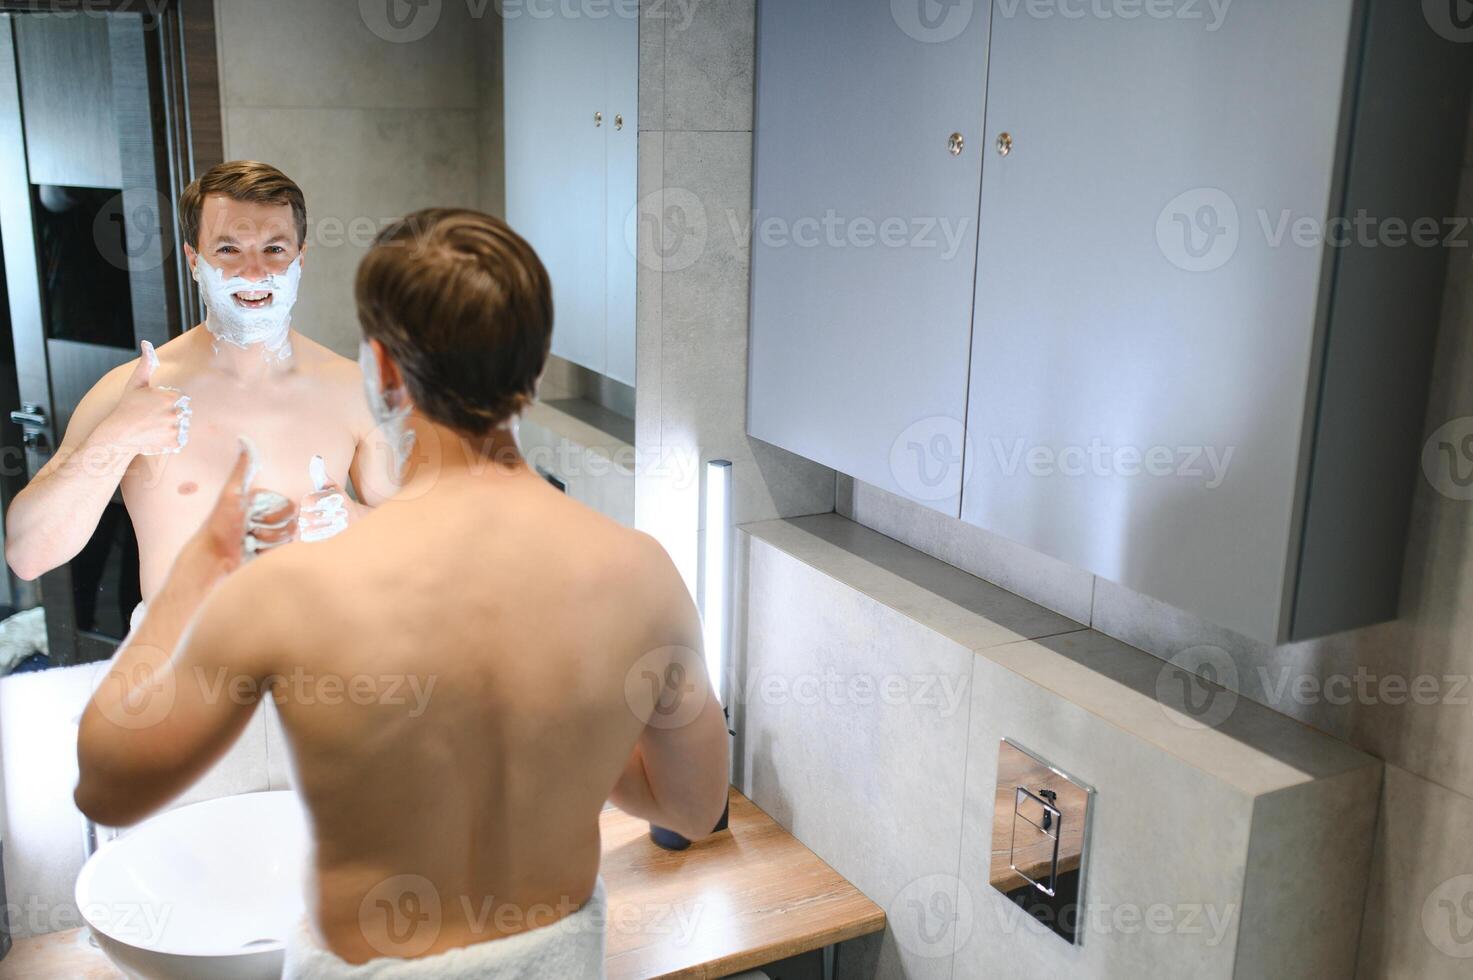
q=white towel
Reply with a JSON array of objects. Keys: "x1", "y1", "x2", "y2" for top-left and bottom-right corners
[
  {"x1": 282, "y1": 877, "x2": 607, "y2": 979},
  {"x1": 0, "y1": 607, "x2": 47, "y2": 674},
  {"x1": 129, "y1": 602, "x2": 147, "y2": 634}
]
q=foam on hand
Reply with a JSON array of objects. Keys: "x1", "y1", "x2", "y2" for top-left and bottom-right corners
[{"x1": 298, "y1": 454, "x2": 349, "y2": 543}]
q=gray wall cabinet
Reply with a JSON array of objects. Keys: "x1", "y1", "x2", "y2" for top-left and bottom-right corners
[
  {"x1": 504, "y1": 10, "x2": 636, "y2": 386},
  {"x1": 747, "y1": 0, "x2": 1470, "y2": 643},
  {"x1": 747, "y1": 0, "x2": 991, "y2": 518}
]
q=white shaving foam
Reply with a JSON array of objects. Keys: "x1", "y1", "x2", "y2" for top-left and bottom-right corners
[{"x1": 193, "y1": 256, "x2": 301, "y2": 358}]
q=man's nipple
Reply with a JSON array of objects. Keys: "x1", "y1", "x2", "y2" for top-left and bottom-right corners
[{"x1": 178, "y1": 481, "x2": 199, "y2": 495}]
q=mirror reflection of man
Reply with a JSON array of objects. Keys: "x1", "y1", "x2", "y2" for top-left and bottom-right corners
[{"x1": 5, "y1": 161, "x2": 393, "y2": 630}]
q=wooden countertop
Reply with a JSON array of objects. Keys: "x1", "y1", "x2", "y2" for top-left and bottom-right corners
[{"x1": 0, "y1": 788, "x2": 884, "y2": 980}]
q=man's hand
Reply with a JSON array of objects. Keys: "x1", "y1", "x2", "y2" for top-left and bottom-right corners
[
  {"x1": 298, "y1": 454, "x2": 352, "y2": 542},
  {"x1": 200, "y1": 438, "x2": 299, "y2": 570},
  {"x1": 90, "y1": 340, "x2": 191, "y2": 458}
]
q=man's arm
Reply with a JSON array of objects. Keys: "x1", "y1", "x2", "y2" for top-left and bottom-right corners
[
  {"x1": 347, "y1": 423, "x2": 398, "y2": 508},
  {"x1": 75, "y1": 446, "x2": 292, "y2": 827},
  {"x1": 6, "y1": 343, "x2": 187, "y2": 580},
  {"x1": 608, "y1": 536, "x2": 731, "y2": 840}
]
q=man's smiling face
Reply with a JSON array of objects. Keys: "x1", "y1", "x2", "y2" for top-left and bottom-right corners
[{"x1": 186, "y1": 193, "x2": 306, "y2": 311}]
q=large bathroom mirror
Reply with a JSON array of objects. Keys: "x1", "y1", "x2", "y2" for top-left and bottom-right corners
[{"x1": 0, "y1": 0, "x2": 638, "y2": 676}]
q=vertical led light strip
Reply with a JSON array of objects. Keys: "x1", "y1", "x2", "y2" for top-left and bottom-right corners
[{"x1": 702, "y1": 460, "x2": 733, "y2": 705}]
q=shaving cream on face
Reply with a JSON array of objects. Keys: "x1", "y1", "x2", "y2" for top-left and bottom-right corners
[
  {"x1": 359, "y1": 340, "x2": 417, "y2": 485},
  {"x1": 192, "y1": 255, "x2": 301, "y2": 357}
]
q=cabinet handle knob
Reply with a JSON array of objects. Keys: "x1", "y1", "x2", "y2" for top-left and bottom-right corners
[
  {"x1": 996, "y1": 131, "x2": 1013, "y2": 157},
  {"x1": 615, "y1": 113, "x2": 624, "y2": 131},
  {"x1": 594, "y1": 111, "x2": 603, "y2": 127},
  {"x1": 947, "y1": 132, "x2": 965, "y2": 156}
]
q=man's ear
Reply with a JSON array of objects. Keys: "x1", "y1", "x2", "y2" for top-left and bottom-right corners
[
  {"x1": 183, "y1": 243, "x2": 198, "y2": 274},
  {"x1": 297, "y1": 240, "x2": 308, "y2": 269},
  {"x1": 369, "y1": 338, "x2": 407, "y2": 401}
]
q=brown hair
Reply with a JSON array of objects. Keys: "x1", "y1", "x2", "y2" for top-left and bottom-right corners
[
  {"x1": 178, "y1": 160, "x2": 307, "y2": 248},
  {"x1": 355, "y1": 209, "x2": 553, "y2": 435}
]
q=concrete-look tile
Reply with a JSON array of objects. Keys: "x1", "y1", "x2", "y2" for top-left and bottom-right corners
[
  {"x1": 851, "y1": 480, "x2": 1095, "y2": 625},
  {"x1": 475, "y1": 8, "x2": 506, "y2": 216},
  {"x1": 741, "y1": 439, "x2": 835, "y2": 526},
  {"x1": 660, "y1": 130, "x2": 753, "y2": 333},
  {"x1": 1091, "y1": 577, "x2": 1359, "y2": 740},
  {"x1": 638, "y1": 0, "x2": 666, "y2": 131},
  {"x1": 1234, "y1": 767, "x2": 1380, "y2": 980},
  {"x1": 1357, "y1": 766, "x2": 1473, "y2": 979},
  {"x1": 955, "y1": 655, "x2": 1251, "y2": 980},
  {"x1": 217, "y1": 0, "x2": 479, "y2": 110},
  {"x1": 736, "y1": 532, "x2": 974, "y2": 980},
  {"x1": 225, "y1": 105, "x2": 481, "y2": 356},
  {"x1": 835, "y1": 474, "x2": 856, "y2": 519},
  {"x1": 984, "y1": 630, "x2": 1375, "y2": 799},
  {"x1": 744, "y1": 516, "x2": 1082, "y2": 654},
  {"x1": 520, "y1": 402, "x2": 637, "y2": 526},
  {"x1": 662, "y1": 0, "x2": 754, "y2": 132}
]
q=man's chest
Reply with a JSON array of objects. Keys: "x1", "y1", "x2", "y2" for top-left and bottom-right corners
[{"x1": 123, "y1": 383, "x2": 358, "y2": 511}]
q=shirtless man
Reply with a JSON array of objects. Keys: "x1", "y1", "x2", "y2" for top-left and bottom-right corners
[
  {"x1": 73, "y1": 209, "x2": 730, "y2": 976},
  {"x1": 5, "y1": 161, "x2": 390, "y2": 618}
]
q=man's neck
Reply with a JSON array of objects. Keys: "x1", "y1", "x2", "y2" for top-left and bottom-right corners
[
  {"x1": 188, "y1": 322, "x2": 295, "y2": 381},
  {"x1": 395, "y1": 417, "x2": 531, "y2": 497}
]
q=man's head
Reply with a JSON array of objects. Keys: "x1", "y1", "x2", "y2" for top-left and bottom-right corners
[
  {"x1": 180, "y1": 160, "x2": 307, "y2": 279},
  {"x1": 355, "y1": 209, "x2": 553, "y2": 437},
  {"x1": 179, "y1": 161, "x2": 308, "y2": 349}
]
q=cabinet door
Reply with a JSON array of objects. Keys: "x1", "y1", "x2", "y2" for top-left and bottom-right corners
[
  {"x1": 961, "y1": 2, "x2": 1357, "y2": 642},
  {"x1": 504, "y1": 11, "x2": 607, "y2": 374},
  {"x1": 747, "y1": 0, "x2": 991, "y2": 515},
  {"x1": 603, "y1": 10, "x2": 637, "y2": 386}
]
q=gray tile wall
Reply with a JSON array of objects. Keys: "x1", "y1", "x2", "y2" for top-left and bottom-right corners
[
  {"x1": 736, "y1": 519, "x2": 1382, "y2": 979},
  {"x1": 633, "y1": 0, "x2": 835, "y2": 594}
]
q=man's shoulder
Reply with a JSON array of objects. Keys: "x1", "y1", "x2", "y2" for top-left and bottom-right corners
[{"x1": 288, "y1": 332, "x2": 360, "y2": 375}]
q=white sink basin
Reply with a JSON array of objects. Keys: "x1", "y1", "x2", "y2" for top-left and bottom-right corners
[{"x1": 74, "y1": 791, "x2": 309, "y2": 980}]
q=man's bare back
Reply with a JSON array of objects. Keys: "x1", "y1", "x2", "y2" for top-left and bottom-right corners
[
  {"x1": 257, "y1": 447, "x2": 717, "y2": 960},
  {"x1": 76, "y1": 434, "x2": 729, "y2": 963}
]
